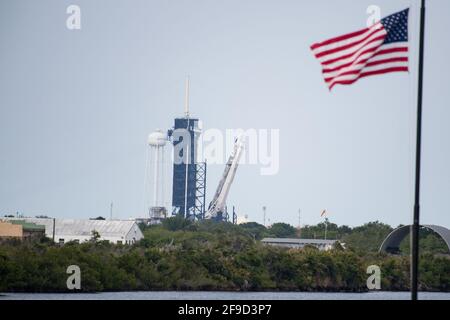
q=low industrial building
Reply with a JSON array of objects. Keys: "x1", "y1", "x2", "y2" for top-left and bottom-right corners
[
  {"x1": 0, "y1": 221, "x2": 23, "y2": 239},
  {"x1": 1, "y1": 218, "x2": 144, "y2": 245},
  {"x1": 10, "y1": 220, "x2": 45, "y2": 240},
  {"x1": 261, "y1": 238, "x2": 342, "y2": 251},
  {"x1": 0, "y1": 220, "x2": 45, "y2": 240}
]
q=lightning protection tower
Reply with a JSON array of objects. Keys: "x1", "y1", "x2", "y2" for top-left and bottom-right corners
[{"x1": 168, "y1": 78, "x2": 206, "y2": 220}]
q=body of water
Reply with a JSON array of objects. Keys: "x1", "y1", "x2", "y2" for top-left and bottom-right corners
[{"x1": 1, "y1": 291, "x2": 450, "y2": 300}]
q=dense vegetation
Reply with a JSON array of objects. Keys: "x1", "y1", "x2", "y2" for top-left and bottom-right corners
[{"x1": 0, "y1": 217, "x2": 448, "y2": 293}]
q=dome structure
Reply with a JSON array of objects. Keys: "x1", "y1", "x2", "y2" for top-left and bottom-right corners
[{"x1": 380, "y1": 224, "x2": 450, "y2": 254}]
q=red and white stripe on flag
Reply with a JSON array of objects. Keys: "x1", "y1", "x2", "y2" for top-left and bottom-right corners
[{"x1": 311, "y1": 9, "x2": 409, "y2": 90}]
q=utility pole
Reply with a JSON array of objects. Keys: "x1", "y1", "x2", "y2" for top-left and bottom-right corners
[
  {"x1": 110, "y1": 202, "x2": 113, "y2": 220},
  {"x1": 52, "y1": 218, "x2": 56, "y2": 243},
  {"x1": 262, "y1": 206, "x2": 267, "y2": 227},
  {"x1": 298, "y1": 209, "x2": 301, "y2": 238},
  {"x1": 411, "y1": 0, "x2": 427, "y2": 301}
]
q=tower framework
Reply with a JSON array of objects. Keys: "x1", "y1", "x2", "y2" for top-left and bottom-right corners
[{"x1": 169, "y1": 117, "x2": 206, "y2": 220}]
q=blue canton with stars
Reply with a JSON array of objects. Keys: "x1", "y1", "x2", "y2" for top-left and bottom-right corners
[{"x1": 381, "y1": 8, "x2": 409, "y2": 44}]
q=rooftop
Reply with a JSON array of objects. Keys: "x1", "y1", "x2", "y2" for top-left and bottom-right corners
[
  {"x1": 261, "y1": 238, "x2": 339, "y2": 245},
  {"x1": 9, "y1": 220, "x2": 45, "y2": 231},
  {"x1": 2, "y1": 218, "x2": 140, "y2": 238}
]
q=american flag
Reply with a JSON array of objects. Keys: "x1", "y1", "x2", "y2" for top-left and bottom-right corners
[{"x1": 311, "y1": 8, "x2": 409, "y2": 90}]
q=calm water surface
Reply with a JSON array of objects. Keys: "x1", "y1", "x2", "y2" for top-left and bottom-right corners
[{"x1": 1, "y1": 291, "x2": 450, "y2": 300}]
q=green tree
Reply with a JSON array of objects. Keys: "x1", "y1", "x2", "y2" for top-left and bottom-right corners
[
  {"x1": 162, "y1": 215, "x2": 193, "y2": 231},
  {"x1": 238, "y1": 222, "x2": 268, "y2": 240},
  {"x1": 90, "y1": 230, "x2": 101, "y2": 243},
  {"x1": 342, "y1": 221, "x2": 392, "y2": 253},
  {"x1": 268, "y1": 223, "x2": 297, "y2": 238}
]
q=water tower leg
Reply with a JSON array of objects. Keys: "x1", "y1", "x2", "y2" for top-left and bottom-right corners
[
  {"x1": 153, "y1": 146, "x2": 159, "y2": 207},
  {"x1": 160, "y1": 148, "x2": 166, "y2": 207}
]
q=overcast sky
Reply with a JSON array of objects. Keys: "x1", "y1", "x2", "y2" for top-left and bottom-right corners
[{"x1": 1, "y1": 0, "x2": 449, "y2": 228}]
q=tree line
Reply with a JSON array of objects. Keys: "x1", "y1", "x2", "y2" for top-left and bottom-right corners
[{"x1": 0, "y1": 217, "x2": 448, "y2": 293}]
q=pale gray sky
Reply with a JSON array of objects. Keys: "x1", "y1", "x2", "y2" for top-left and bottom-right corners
[{"x1": 1, "y1": 0, "x2": 449, "y2": 228}]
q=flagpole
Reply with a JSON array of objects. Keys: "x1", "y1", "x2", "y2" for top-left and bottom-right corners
[{"x1": 411, "y1": 0, "x2": 426, "y2": 301}]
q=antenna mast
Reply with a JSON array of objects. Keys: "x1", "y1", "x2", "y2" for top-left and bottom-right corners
[{"x1": 184, "y1": 76, "x2": 190, "y2": 118}]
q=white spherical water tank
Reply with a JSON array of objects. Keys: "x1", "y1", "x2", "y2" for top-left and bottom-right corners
[{"x1": 148, "y1": 130, "x2": 167, "y2": 147}]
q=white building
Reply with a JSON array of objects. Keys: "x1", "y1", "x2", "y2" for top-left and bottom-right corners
[
  {"x1": 261, "y1": 238, "x2": 342, "y2": 251},
  {"x1": 2, "y1": 218, "x2": 144, "y2": 245}
]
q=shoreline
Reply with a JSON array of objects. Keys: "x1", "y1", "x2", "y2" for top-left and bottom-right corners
[
  {"x1": 1, "y1": 288, "x2": 447, "y2": 294},
  {"x1": 2, "y1": 291, "x2": 450, "y2": 301}
]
